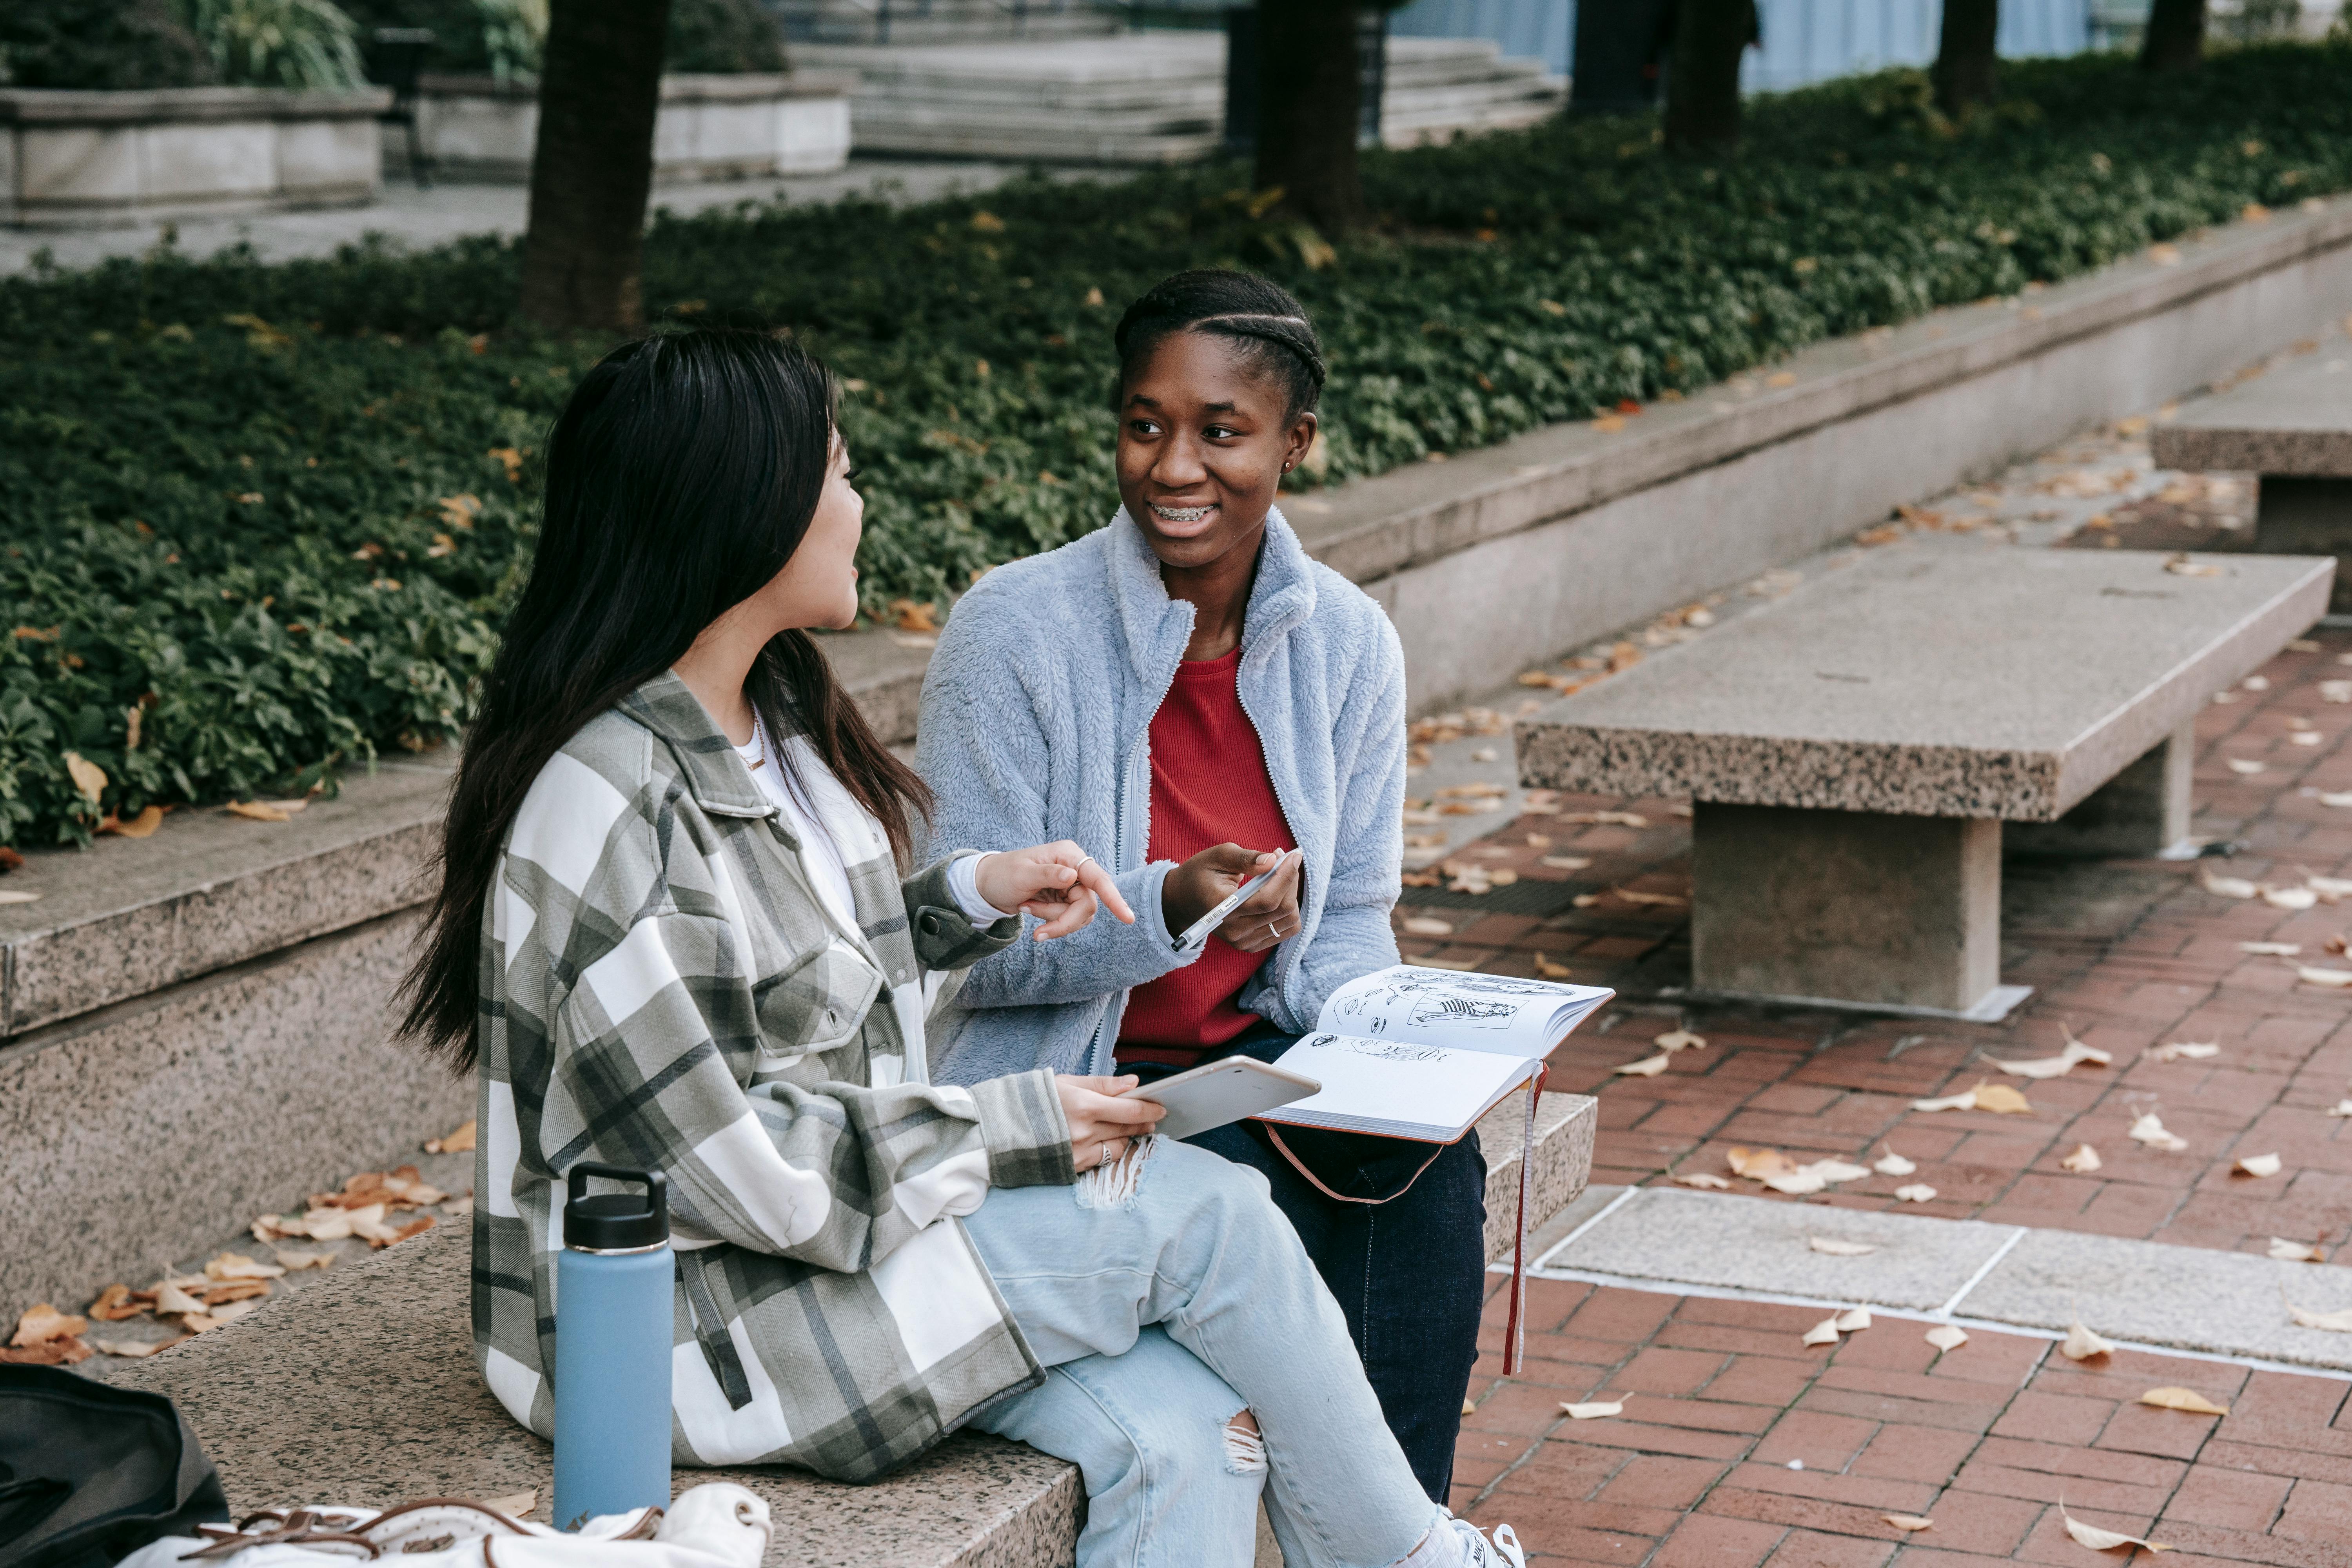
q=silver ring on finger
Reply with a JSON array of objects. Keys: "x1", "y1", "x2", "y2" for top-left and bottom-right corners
[
  {"x1": 1100, "y1": 1140, "x2": 1114, "y2": 1169},
  {"x1": 1076, "y1": 855, "x2": 1098, "y2": 872}
]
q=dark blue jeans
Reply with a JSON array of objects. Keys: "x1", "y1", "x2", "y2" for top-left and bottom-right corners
[{"x1": 1120, "y1": 1022, "x2": 1488, "y2": 1503}]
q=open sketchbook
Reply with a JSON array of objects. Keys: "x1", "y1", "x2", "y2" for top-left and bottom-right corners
[{"x1": 1259, "y1": 965, "x2": 1614, "y2": 1142}]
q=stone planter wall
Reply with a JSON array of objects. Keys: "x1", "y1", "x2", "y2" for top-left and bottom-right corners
[
  {"x1": 0, "y1": 86, "x2": 390, "y2": 230},
  {"x1": 388, "y1": 71, "x2": 854, "y2": 183}
]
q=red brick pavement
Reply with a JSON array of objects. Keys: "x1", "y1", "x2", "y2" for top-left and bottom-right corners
[
  {"x1": 1454, "y1": 1278, "x2": 2352, "y2": 1566},
  {"x1": 1402, "y1": 630, "x2": 2352, "y2": 1262}
]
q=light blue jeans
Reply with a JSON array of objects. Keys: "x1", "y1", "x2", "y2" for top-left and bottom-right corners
[{"x1": 962, "y1": 1138, "x2": 1444, "y2": 1568}]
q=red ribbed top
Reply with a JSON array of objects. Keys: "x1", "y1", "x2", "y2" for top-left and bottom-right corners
[{"x1": 1118, "y1": 647, "x2": 1297, "y2": 1066}]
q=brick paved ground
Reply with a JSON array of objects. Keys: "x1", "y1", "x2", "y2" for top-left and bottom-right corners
[
  {"x1": 1401, "y1": 626, "x2": 2352, "y2": 1263},
  {"x1": 1454, "y1": 1278, "x2": 2352, "y2": 1566}
]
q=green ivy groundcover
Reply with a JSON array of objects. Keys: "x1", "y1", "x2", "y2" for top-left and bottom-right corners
[{"x1": 2, "y1": 43, "x2": 2348, "y2": 850}]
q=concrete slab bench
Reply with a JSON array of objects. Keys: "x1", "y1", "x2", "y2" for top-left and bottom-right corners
[
  {"x1": 1514, "y1": 548, "x2": 2334, "y2": 1019},
  {"x1": 106, "y1": 1091, "x2": 1593, "y2": 1566},
  {"x1": 2154, "y1": 348, "x2": 2352, "y2": 610}
]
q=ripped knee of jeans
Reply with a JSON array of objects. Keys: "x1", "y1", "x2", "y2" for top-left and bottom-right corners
[
  {"x1": 1074, "y1": 1133, "x2": 1156, "y2": 1211},
  {"x1": 1221, "y1": 1409, "x2": 1267, "y2": 1475}
]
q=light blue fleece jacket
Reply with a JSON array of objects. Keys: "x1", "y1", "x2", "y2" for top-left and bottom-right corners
[{"x1": 917, "y1": 505, "x2": 1406, "y2": 1085}]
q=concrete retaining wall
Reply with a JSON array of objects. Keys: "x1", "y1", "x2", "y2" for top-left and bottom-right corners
[
  {"x1": 387, "y1": 72, "x2": 854, "y2": 183},
  {"x1": 0, "y1": 87, "x2": 390, "y2": 229}
]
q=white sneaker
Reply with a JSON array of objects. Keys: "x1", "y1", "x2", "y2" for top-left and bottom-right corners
[{"x1": 1428, "y1": 1511, "x2": 1526, "y2": 1568}]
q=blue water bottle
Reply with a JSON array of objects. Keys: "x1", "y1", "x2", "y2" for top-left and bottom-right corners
[{"x1": 552, "y1": 1162, "x2": 673, "y2": 1532}]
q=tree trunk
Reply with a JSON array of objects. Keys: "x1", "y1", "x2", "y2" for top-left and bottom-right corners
[
  {"x1": 1663, "y1": 0, "x2": 1753, "y2": 156},
  {"x1": 1933, "y1": 0, "x2": 1999, "y2": 115},
  {"x1": 2140, "y1": 0, "x2": 2206, "y2": 70},
  {"x1": 1252, "y1": 0, "x2": 1367, "y2": 234},
  {"x1": 519, "y1": 0, "x2": 674, "y2": 333}
]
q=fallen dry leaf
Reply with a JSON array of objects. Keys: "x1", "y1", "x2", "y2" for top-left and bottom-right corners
[
  {"x1": 1894, "y1": 1184, "x2": 1938, "y2": 1203},
  {"x1": 152, "y1": 1282, "x2": 207, "y2": 1318},
  {"x1": 0, "y1": 1338, "x2": 92, "y2": 1366},
  {"x1": 1802, "y1": 1316, "x2": 1843, "y2": 1347},
  {"x1": 1461, "y1": 1398, "x2": 1477, "y2": 1416},
  {"x1": 1559, "y1": 1398, "x2": 1626, "y2": 1419},
  {"x1": 2151, "y1": 1042, "x2": 2220, "y2": 1063},
  {"x1": 1912, "y1": 1087, "x2": 1979, "y2": 1112},
  {"x1": 87, "y1": 1284, "x2": 143, "y2": 1322},
  {"x1": 486, "y1": 1492, "x2": 537, "y2": 1521},
  {"x1": 1809, "y1": 1237, "x2": 1878, "y2": 1257},
  {"x1": 0, "y1": 890, "x2": 38, "y2": 904},
  {"x1": 2062, "y1": 1318, "x2": 2116, "y2": 1361},
  {"x1": 89, "y1": 1336, "x2": 183, "y2": 1359},
  {"x1": 1533, "y1": 954, "x2": 1573, "y2": 980},
  {"x1": 2307, "y1": 874, "x2": 2352, "y2": 902},
  {"x1": 204, "y1": 1252, "x2": 284, "y2": 1281},
  {"x1": 2287, "y1": 1296, "x2": 2352, "y2": 1331},
  {"x1": 11, "y1": 1304, "x2": 88, "y2": 1347},
  {"x1": 2295, "y1": 965, "x2": 2352, "y2": 988},
  {"x1": 1835, "y1": 1307, "x2": 1872, "y2": 1332},
  {"x1": 2262, "y1": 885, "x2": 2319, "y2": 911},
  {"x1": 206, "y1": 1299, "x2": 264, "y2": 1326},
  {"x1": 1560, "y1": 811, "x2": 1647, "y2": 828},
  {"x1": 425, "y1": 1118, "x2": 478, "y2": 1156},
  {"x1": 200, "y1": 1280, "x2": 268, "y2": 1306},
  {"x1": 2139, "y1": 1387, "x2": 2229, "y2": 1416},
  {"x1": 224, "y1": 800, "x2": 291, "y2": 822},
  {"x1": 2061, "y1": 1504, "x2": 2171, "y2": 1553},
  {"x1": 2330, "y1": 1100, "x2": 2352, "y2": 1117},
  {"x1": 1615, "y1": 1053, "x2": 1670, "y2": 1077},
  {"x1": 2201, "y1": 869, "x2": 2259, "y2": 899},
  {"x1": 2227, "y1": 758, "x2": 2267, "y2": 776},
  {"x1": 272, "y1": 1248, "x2": 334, "y2": 1271},
  {"x1": 2061, "y1": 1143, "x2": 2103, "y2": 1174},
  {"x1": 1809, "y1": 1160, "x2": 1873, "y2": 1183},
  {"x1": 1654, "y1": 1028, "x2": 1708, "y2": 1053},
  {"x1": 2129, "y1": 1111, "x2": 2189, "y2": 1153},
  {"x1": 1882, "y1": 1514, "x2": 1934, "y2": 1533},
  {"x1": 2236, "y1": 1153, "x2": 2283, "y2": 1178},
  {"x1": 1674, "y1": 1172, "x2": 1733, "y2": 1190},
  {"x1": 1401, "y1": 916, "x2": 1455, "y2": 937},
  {"x1": 62, "y1": 751, "x2": 106, "y2": 806},
  {"x1": 1972, "y1": 1082, "x2": 2033, "y2": 1115},
  {"x1": 97, "y1": 805, "x2": 165, "y2": 839},
  {"x1": 2270, "y1": 1238, "x2": 2325, "y2": 1263},
  {"x1": 1924, "y1": 1324, "x2": 1969, "y2": 1352},
  {"x1": 1988, "y1": 1031, "x2": 2111, "y2": 1080},
  {"x1": 1873, "y1": 1145, "x2": 1916, "y2": 1176},
  {"x1": 1539, "y1": 855, "x2": 1592, "y2": 871}
]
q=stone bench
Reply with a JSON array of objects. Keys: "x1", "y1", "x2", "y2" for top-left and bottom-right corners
[
  {"x1": 1514, "y1": 548, "x2": 2334, "y2": 1020},
  {"x1": 106, "y1": 1091, "x2": 1593, "y2": 1567},
  {"x1": 2154, "y1": 347, "x2": 2352, "y2": 610}
]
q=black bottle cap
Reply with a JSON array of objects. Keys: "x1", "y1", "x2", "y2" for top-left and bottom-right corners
[{"x1": 562, "y1": 1163, "x2": 669, "y2": 1251}]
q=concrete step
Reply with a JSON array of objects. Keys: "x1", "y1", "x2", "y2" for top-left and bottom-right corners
[{"x1": 104, "y1": 1093, "x2": 1595, "y2": 1561}]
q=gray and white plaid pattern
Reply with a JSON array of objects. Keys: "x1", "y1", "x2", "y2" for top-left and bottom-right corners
[{"x1": 471, "y1": 671, "x2": 1073, "y2": 1483}]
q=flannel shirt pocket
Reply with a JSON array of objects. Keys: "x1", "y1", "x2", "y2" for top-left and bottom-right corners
[{"x1": 753, "y1": 937, "x2": 884, "y2": 1074}]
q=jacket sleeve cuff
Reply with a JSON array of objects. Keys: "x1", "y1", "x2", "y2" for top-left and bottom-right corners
[
  {"x1": 906, "y1": 854, "x2": 1021, "y2": 972},
  {"x1": 970, "y1": 1068, "x2": 1076, "y2": 1188}
]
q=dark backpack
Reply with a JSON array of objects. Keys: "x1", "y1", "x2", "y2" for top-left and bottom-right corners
[{"x1": 0, "y1": 1367, "x2": 228, "y2": 1568}]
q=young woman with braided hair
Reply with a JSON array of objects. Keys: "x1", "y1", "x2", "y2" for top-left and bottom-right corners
[{"x1": 918, "y1": 269, "x2": 1499, "y2": 1517}]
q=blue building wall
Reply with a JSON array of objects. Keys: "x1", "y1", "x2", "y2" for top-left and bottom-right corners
[{"x1": 1387, "y1": 0, "x2": 2098, "y2": 89}]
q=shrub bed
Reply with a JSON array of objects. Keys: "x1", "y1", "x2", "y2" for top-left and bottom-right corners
[{"x1": 4, "y1": 42, "x2": 2350, "y2": 849}]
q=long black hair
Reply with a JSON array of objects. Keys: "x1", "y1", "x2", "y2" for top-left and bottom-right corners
[
  {"x1": 400, "y1": 328, "x2": 928, "y2": 1074},
  {"x1": 1111, "y1": 268, "x2": 1327, "y2": 419}
]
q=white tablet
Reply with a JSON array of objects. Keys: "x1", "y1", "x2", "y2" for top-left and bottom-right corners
[{"x1": 1122, "y1": 1056, "x2": 1321, "y2": 1142}]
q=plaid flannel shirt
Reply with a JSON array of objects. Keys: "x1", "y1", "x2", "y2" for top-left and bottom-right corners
[{"x1": 472, "y1": 671, "x2": 1075, "y2": 1483}]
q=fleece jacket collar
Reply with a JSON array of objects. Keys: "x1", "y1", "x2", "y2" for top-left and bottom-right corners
[{"x1": 1103, "y1": 505, "x2": 1321, "y2": 690}]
